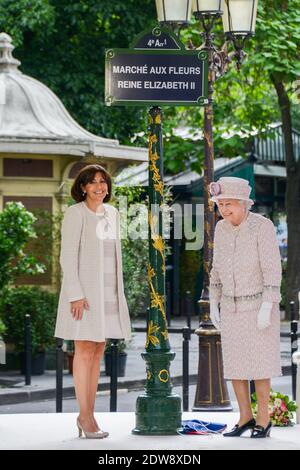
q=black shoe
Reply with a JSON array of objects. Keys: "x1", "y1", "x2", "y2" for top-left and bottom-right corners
[
  {"x1": 223, "y1": 418, "x2": 256, "y2": 437},
  {"x1": 251, "y1": 421, "x2": 272, "y2": 438}
]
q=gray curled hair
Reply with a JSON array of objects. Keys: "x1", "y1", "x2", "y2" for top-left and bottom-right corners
[{"x1": 238, "y1": 200, "x2": 253, "y2": 210}]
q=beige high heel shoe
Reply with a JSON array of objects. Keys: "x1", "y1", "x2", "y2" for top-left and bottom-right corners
[{"x1": 77, "y1": 418, "x2": 109, "y2": 439}]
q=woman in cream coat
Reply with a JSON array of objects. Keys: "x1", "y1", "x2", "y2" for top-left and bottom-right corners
[
  {"x1": 209, "y1": 177, "x2": 282, "y2": 439},
  {"x1": 55, "y1": 164, "x2": 131, "y2": 439}
]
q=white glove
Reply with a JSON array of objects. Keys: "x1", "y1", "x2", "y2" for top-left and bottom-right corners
[
  {"x1": 257, "y1": 301, "x2": 273, "y2": 330},
  {"x1": 210, "y1": 300, "x2": 220, "y2": 329}
]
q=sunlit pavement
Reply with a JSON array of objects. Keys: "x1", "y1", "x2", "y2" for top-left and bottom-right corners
[{"x1": 0, "y1": 411, "x2": 299, "y2": 450}]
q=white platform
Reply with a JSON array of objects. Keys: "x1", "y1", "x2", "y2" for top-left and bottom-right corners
[{"x1": 0, "y1": 412, "x2": 299, "y2": 450}]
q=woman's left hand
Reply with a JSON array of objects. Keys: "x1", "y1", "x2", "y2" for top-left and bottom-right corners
[
  {"x1": 257, "y1": 301, "x2": 273, "y2": 330},
  {"x1": 70, "y1": 298, "x2": 89, "y2": 321}
]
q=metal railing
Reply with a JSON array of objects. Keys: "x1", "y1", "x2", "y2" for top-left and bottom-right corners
[
  {"x1": 284, "y1": 301, "x2": 299, "y2": 400},
  {"x1": 24, "y1": 314, "x2": 31, "y2": 386},
  {"x1": 52, "y1": 296, "x2": 299, "y2": 412},
  {"x1": 254, "y1": 124, "x2": 300, "y2": 163}
]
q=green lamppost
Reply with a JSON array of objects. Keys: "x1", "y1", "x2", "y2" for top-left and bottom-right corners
[{"x1": 133, "y1": 106, "x2": 182, "y2": 435}]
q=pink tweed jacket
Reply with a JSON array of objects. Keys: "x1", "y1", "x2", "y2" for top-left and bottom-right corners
[{"x1": 209, "y1": 211, "x2": 282, "y2": 314}]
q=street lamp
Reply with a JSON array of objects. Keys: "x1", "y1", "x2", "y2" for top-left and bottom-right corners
[
  {"x1": 192, "y1": 0, "x2": 223, "y2": 16},
  {"x1": 155, "y1": 0, "x2": 258, "y2": 411},
  {"x1": 222, "y1": 0, "x2": 258, "y2": 68},
  {"x1": 222, "y1": 0, "x2": 258, "y2": 37},
  {"x1": 155, "y1": 0, "x2": 193, "y2": 25}
]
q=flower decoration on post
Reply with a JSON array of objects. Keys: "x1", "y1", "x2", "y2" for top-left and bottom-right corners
[
  {"x1": 251, "y1": 390, "x2": 298, "y2": 426},
  {"x1": 209, "y1": 182, "x2": 221, "y2": 197}
]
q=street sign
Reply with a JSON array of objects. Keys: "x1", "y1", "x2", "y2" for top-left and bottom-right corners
[{"x1": 105, "y1": 26, "x2": 208, "y2": 107}]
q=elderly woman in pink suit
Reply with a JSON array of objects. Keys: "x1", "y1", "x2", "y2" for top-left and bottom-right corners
[{"x1": 209, "y1": 177, "x2": 282, "y2": 438}]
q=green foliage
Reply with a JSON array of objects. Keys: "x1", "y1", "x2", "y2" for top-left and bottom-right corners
[
  {"x1": 164, "y1": 133, "x2": 204, "y2": 174},
  {"x1": 280, "y1": 260, "x2": 287, "y2": 310},
  {"x1": 113, "y1": 185, "x2": 149, "y2": 318},
  {"x1": 26, "y1": 209, "x2": 64, "y2": 289},
  {"x1": 180, "y1": 248, "x2": 202, "y2": 300},
  {"x1": 216, "y1": 0, "x2": 300, "y2": 126},
  {"x1": 112, "y1": 183, "x2": 173, "y2": 318},
  {"x1": 0, "y1": 0, "x2": 156, "y2": 144},
  {"x1": 105, "y1": 338, "x2": 128, "y2": 354},
  {"x1": 0, "y1": 318, "x2": 6, "y2": 337},
  {"x1": 0, "y1": 202, "x2": 45, "y2": 292},
  {"x1": 162, "y1": 0, "x2": 300, "y2": 172},
  {"x1": 121, "y1": 236, "x2": 149, "y2": 318},
  {"x1": 249, "y1": 0, "x2": 300, "y2": 80},
  {"x1": 66, "y1": 340, "x2": 74, "y2": 354},
  {"x1": 113, "y1": 184, "x2": 147, "y2": 205},
  {"x1": 0, "y1": 286, "x2": 58, "y2": 355},
  {"x1": 0, "y1": 0, "x2": 55, "y2": 45}
]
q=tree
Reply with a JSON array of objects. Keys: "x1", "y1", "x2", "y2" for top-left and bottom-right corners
[
  {"x1": 0, "y1": 0, "x2": 156, "y2": 143},
  {"x1": 0, "y1": 202, "x2": 45, "y2": 291},
  {"x1": 246, "y1": 0, "x2": 300, "y2": 315},
  {"x1": 162, "y1": 1, "x2": 300, "y2": 315}
]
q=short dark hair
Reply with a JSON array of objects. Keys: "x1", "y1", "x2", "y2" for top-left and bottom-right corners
[{"x1": 71, "y1": 164, "x2": 112, "y2": 203}]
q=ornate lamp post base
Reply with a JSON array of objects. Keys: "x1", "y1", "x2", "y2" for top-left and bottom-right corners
[
  {"x1": 133, "y1": 356, "x2": 181, "y2": 435},
  {"x1": 132, "y1": 351, "x2": 181, "y2": 435},
  {"x1": 193, "y1": 328, "x2": 232, "y2": 411},
  {"x1": 133, "y1": 394, "x2": 182, "y2": 435}
]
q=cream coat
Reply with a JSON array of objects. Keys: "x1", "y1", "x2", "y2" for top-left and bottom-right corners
[{"x1": 54, "y1": 202, "x2": 131, "y2": 342}]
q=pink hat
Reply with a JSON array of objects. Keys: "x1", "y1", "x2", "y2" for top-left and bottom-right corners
[{"x1": 209, "y1": 177, "x2": 254, "y2": 205}]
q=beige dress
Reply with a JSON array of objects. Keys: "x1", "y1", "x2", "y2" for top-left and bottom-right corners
[
  {"x1": 54, "y1": 202, "x2": 131, "y2": 342},
  {"x1": 103, "y1": 238, "x2": 123, "y2": 339},
  {"x1": 209, "y1": 211, "x2": 282, "y2": 380}
]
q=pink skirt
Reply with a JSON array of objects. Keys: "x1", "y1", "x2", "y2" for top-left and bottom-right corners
[{"x1": 220, "y1": 303, "x2": 282, "y2": 380}]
